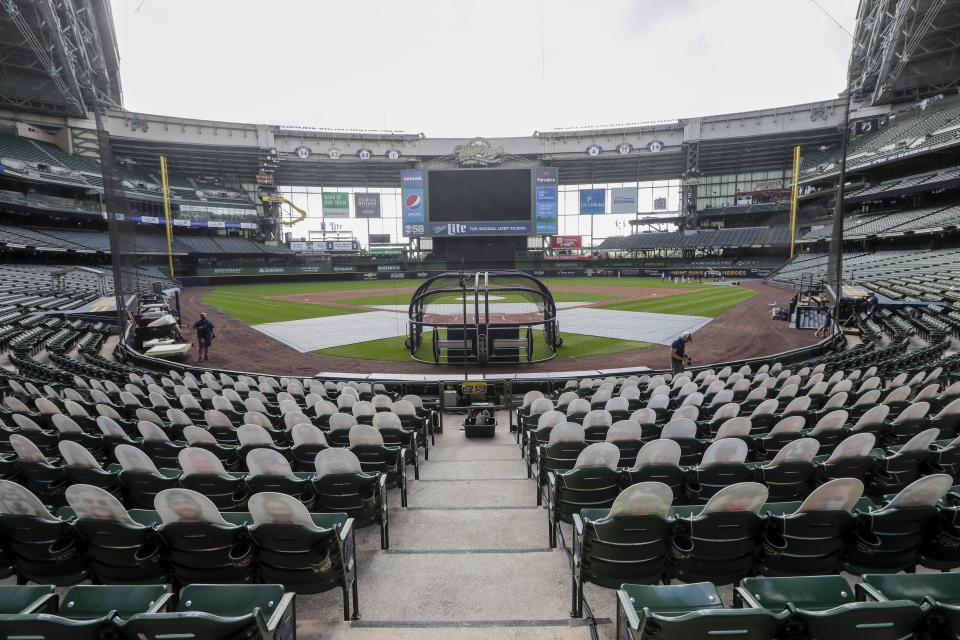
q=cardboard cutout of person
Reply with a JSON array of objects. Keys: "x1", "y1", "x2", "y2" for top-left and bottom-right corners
[
  {"x1": 348, "y1": 424, "x2": 384, "y2": 447},
  {"x1": 114, "y1": 444, "x2": 160, "y2": 474},
  {"x1": 314, "y1": 448, "x2": 363, "y2": 479},
  {"x1": 237, "y1": 424, "x2": 274, "y2": 447},
  {"x1": 292, "y1": 423, "x2": 327, "y2": 447},
  {"x1": 661, "y1": 418, "x2": 697, "y2": 440},
  {"x1": 58, "y1": 440, "x2": 102, "y2": 469},
  {"x1": 797, "y1": 478, "x2": 864, "y2": 513},
  {"x1": 138, "y1": 421, "x2": 170, "y2": 443},
  {"x1": 66, "y1": 484, "x2": 135, "y2": 524},
  {"x1": 633, "y1": 439, "x2": 683, "y2": 469},
  {"x1": 609, "y1": 481, "x2": 673, "y2": 519},
  {"x1": 546, "y1": 422, "x2": 585, "y2": 445},
  {"x1": 178, "y1": 447, "x2": 230, "y2": 478},
  {"x1": 0, "y1": 479, "x2": 56, "y2": 519},
  {"x1": 574, "y1": 442, "x2": 620, "y2": 470},
  {"x1": 154, "y1": 488, "x2": 228, "y2": 525},
  {"x1": 9, "y1": 434, "x2": 45, "y2": 462},
  {"x1": 701, "y1": 482, "x2": 768, "y2": 515},
  {"x1": 249, "y1": 492, "x2": 319, "y2": 529},
  {"x1": 246, "y1": 448, "x2": 295, "y2": 478},
  {"x1": 825, "y1": 432, "x2": 876, "y2": 463},
  {"x1": 885, "y1": 474, "x2": 953, "y2": 510},
  {"x1": 766, "y1": 437, "x2": 820, "y2": 466},
  {"x1": 700, "y1": 438, "x2": 748, "y2": 467},
  {"x1": 606, "y1": 420, "x2": 644, "y2": 443},
  {"x1": 183, "y1": 425, "x2": 218, "y2": 445}
]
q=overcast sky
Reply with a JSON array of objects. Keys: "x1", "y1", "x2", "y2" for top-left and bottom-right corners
[{"x1": 112, "y1": 0, "x2": 858, "y2": 138}]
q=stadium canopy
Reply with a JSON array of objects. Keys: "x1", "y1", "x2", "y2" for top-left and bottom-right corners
[
  {"x1": 849, "y1": 0, "x2": 960, "y2": 105},
  {"x1": 0, "y1": 0, "x2": 122, "y2": 117}
]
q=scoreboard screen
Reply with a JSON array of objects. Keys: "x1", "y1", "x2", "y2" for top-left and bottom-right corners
[{"x1": 425, "y1": 169, "x2": 533, "y2": 235}]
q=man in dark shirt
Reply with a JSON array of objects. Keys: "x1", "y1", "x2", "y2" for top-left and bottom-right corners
[
  {"x1": 815, "y1": 304, "x2": 835, "y2": 338},
  {"x1": 670, "y1": 331, "x2": 692, "y2": 374},
  {"x1": 866, "y1": 292, "x2": 879, "y2": 318},
  {"x1": 192, "y1": 313, "x2": 214, "y2": 362}
]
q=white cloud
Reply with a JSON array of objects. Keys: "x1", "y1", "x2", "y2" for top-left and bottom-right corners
[{"x1": 112, "y1": 0, "x2": 858, "y2": 136}]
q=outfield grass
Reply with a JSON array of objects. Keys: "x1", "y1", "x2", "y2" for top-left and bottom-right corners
[
  {"x1": 314, "y1": 331, "x2": 652, "y2": 362},
  {"x1": 338, "y1": 289, "x2": 612, "y2": 307},
  {"x1": 202, "y1": 277, "x2": 735, "y2": 325},
  {"x1": 201, "y1": 289, "x2": 359, "y2": 325},
  {"x1": 599, "y1": 284, "x2": 756, "y2": 317}
]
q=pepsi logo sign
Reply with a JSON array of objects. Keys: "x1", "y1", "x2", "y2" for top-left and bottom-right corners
[{"x1": 404, "y1": 194, "x2": 422, "y2": 213}]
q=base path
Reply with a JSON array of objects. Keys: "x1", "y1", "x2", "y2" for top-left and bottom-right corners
[{"x1": 177, "y1": 280, "x2": 817, "y2": 375}]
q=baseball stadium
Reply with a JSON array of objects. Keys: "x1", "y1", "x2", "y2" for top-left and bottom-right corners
[{"x1": 0, "y1": 0, "x2": 960, "y2": 638}]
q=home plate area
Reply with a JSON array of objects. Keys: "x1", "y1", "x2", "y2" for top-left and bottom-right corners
[{"x1": 250, "y1": 305, "x2": 712, "y2": 353}]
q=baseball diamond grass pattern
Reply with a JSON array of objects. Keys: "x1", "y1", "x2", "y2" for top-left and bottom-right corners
[
  {"x1": 599, "y1": 285, "x2": 756, "y2": 317},
  {"x1": 201, "y1": 289, "x2": 360, "y2": 325},
  {"x1": 201, "y1": 277, "x2": 744, "y2": 326},
  {"x1": 314, "y1": 331, "x2": 652, "y2": 362}
]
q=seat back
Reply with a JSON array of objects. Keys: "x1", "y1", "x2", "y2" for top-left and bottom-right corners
[{"x1": 740, "y1": 575, "x2": 854, "y2": 610}]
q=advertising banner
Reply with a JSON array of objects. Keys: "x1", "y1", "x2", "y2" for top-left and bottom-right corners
[
  {"x1": 428, "y1": 221, "x2": 532, "y2": 236},
  {"x1": 534, "y1": 167, "x2": 558, "y2": 234},
  {"x1": 550, "y1": 235, "x2": 583, "y2": 249},
  {"x1": 289, "y1": 240, "x2": 358, "y2": 253},
  {"x1": 354, "y1": 192, "x2": 381, "y2": 218},
  {"x1": 611, "y1": 187, "x2": 638, "y2": 214},
  {"x1": 401, "y1": 169, "x2": 425, "y2": 236},
  {"x1": 322, "y1": 192, "x2": 350, "y2": 218},
  {"x1": 330, "y1": 240, "x2": 356, "y2": 252},
  {"x1": 579, "y1": 188, "x2": 605, "y2": 214},
  {"x1": 368, "y1": 234, "x2": 391, "y2": 244}
]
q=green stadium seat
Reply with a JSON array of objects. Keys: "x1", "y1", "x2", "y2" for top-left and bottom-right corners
[
  {"x1": 0, "y1": 585, "x2": 56, "y2": 614},
  {"x1": 920, "y1": 495, "x2": 960, "y2": 570},
  {"x1": 845, "y1": 475, "x2": 953, "y2": 574},
  {"x1": 59, "y1": 503, "x2": 167, "y2": 585},
  {"x1": 0, "y1": 503, "x2": 89, "y2": 585},
  {"x1": 865, "y1": 429, "x2": 938, "y2": 496},
  {"x1": 116, "y1": 584, "x2": 295, "y2": 640},
  {"x1": 536, "y1": 424, "x2": 587, "y2": 506},
  {"x1": 791, "y1": 600, "x2": 924, "y2": 640},
  {"x1": 670, "y1": 483, "x2": 768, "y2": 585},
  {"x1": 248, "y1": 494, "x2": 358, "y2": 618},
  {"x1": 758, "y1": 479, "x2": 869, "y2": 576},
  {"x1": 735, "y1": 574, "x2": 924, "y2": 640},
  {"x1": 0, "y1": 584, "x2": 169, "y2": 640},
  {"x1": 547, "y1": 443, "x2": 620, "y2": 548},
  {"x1": 616, "y1": 582, "x2": 790, "y2": 640},
  {"x1": 118, "y1": 468, "x2": 180, "y2": 509},
  {"x1": 860, "y1": 572, "x2": 960, "y2": 637},
  {"x1": 313, "y1": 448, "x2": 390, "y2": 547},
  {"x1": 153, "y1": 489, "x2": 256, "y2": 586},
  {"x1": 571, "y1": 482, "x2": 673, "y2": 618},
  {"x1": 735, "y1": 575, "x2": 855, "y2": 610},
  {"x1": 58, "y1": 584, "x2": 170, "y2": 619},
  {"x1": 622, "y1": 439, "x2": 685, "y2": 498},
  {"x1": 683, "y1": 442, "x2": 753, "y2": 504}
]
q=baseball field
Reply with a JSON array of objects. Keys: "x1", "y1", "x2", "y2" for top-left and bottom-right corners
[{"x1": 199, "y1": 276, "x2": 758, "y2": 363}]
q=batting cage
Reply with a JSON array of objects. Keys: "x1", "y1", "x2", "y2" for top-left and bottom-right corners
[{"x1": 407, "y1": 271, "x2": 560, "y2": 365}]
